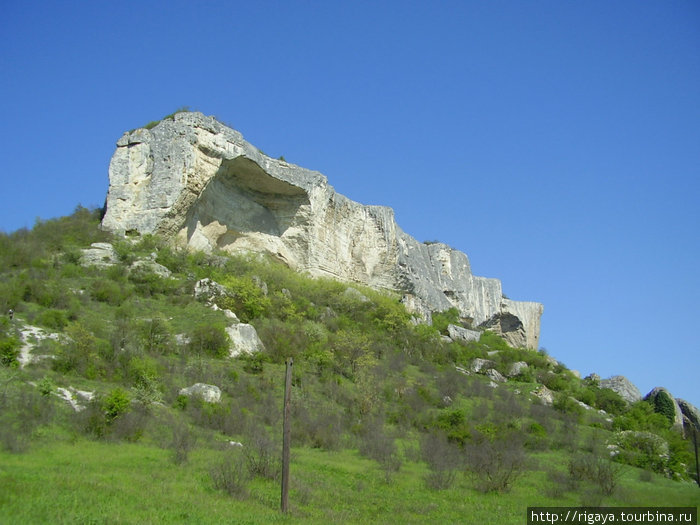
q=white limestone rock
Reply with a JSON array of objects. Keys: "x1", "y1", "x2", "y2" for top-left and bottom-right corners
[
  {"x1": 471, "y1": 358, "x2": 495, "y2": 373},
  {"x1": 102, "y1": 112, "x2": 543, "y2": 348},
  {"x1": 507, "y1": 361, "x2": 529, "y2": 378},
  {"x1": 81, "y1": 242, "x2": 118, "y2": 267},
  {"x1": 129, "y1": 258, "x2": 172, "y2": 278},
  {"x1": 485, "y1": 368, "x2": 506, "y2": 384},
  {"x1": 447, "y1": 324, "x2": 481, "y2": 344},
  {"x1": 600, "y1": 375, "x2": 642, "y2": 404},
  {"x1": 55, "y1": 386, "x2": 95, "y2": 412},
  {"x1": 179, "y1": 383, "x2": 221, "y2": 403},
  {"x1": 194, "y1": 278, "x2": 229, "y2": 303},
  {"x1": 226, "y1": 323, "x2": 265, "y2": 357},
  {"x1": 532, "y1": 385, "x2": 554, "y2": 406}
]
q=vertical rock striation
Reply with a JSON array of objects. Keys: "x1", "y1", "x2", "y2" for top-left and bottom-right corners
[{"x1": 102, "y1": 112, "x2": 543, "y2": 348}]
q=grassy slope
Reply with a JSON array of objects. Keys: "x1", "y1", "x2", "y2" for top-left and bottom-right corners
[
  {"x1": 1, "y1": 208, "x2": 699, "y2": 524},
  {"x1": 1, "y1": 441, "x2": 698, "y2": 525}
]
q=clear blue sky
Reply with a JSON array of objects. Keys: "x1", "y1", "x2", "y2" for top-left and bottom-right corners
[{"x1": 1, "y1": 1, "x2": 699, "y2": 405}]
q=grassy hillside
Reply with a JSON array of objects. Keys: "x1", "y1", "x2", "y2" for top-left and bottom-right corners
[{"x1": 0, "y1": 207, "x2": 698, "y2": 524}]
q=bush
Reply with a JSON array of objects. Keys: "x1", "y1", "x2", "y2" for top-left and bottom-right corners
[
  {"x1": 188, "y1": 324, "x2": 230, "y2": 358},
  {"x1": 0, "y1": 337, "x2": 20, "y2": 367},
  {"x1": 243, "y1": 424, "x2": 280, "y2": 480},
  {"x1": 429, "y1": 308, "x2": 460, "y2": 335},
  {"x1": 36, "y1": 309, "x2": 69, "y2": 330},
  {"x1": 170, "y1": 420, "x2": 197, "y2": 465},
  {"x1": 210, "y1": 450, "x2": 250, "y2": 498},
  {"x1": 568, "y1": 448, "x2": 625, "y2": 496},
  {"x1": 420, "y1": 431, "x2": 461, "y2": 490},
  {"x1": 464, "y1": 431, "x2": 526, "y2": 493},
  {"x1": 103, "y1": 388, "x2": 131, "y2": 424}
]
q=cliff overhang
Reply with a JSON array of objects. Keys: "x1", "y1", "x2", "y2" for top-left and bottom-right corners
[{"x1": 102, "y1": 112, "x2": 543, "y2": 348}]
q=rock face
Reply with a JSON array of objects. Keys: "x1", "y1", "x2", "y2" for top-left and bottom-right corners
[
  {"x1": 599, "y1": 375, "x2": 642, "y2": 404},
  {"x1": 644, "y1": 387, "x2": 684, "y2": 432},
  {"x1": 677, "y1": 399, "x2": 700, "y2": 432},
  {"x1": 102, "y1": 112, "x2": 543, "y2": 348}
]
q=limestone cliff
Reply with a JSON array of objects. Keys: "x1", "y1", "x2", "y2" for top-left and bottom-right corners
[{"x1": 102, "y1": 112, "x2": 543, "y2": 348}]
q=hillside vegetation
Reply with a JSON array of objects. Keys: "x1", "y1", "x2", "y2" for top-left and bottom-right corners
[{"x1": 0, "y1": 207, "x2": 698, "y2": 523}]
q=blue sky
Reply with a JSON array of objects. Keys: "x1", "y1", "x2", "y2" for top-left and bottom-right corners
[{"x1": 1, "y1": 1, "x2": 699, "y2": 405}]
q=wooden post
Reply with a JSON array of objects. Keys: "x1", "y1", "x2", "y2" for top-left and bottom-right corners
[
  {"x1": 281, "y1": 357, "x2": 293, "y2": 512},
  {"x1": 693, "y1": 428, "x2": 699, "y2": 489}
]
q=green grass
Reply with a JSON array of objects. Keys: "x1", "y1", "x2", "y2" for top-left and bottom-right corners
[{"x1": 1, "y1": 441, "x2": 697, "y2": 524}]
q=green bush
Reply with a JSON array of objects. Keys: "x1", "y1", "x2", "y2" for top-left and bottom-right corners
[
  {"x1": 0, "y1": 337, "x2": 21, "y2": 367},
  {"x1": 36, "y1": 309, "x2": 69, "y2": 330},
  {"x1": 188, "y1": 323, "x2": 230, "y2": 358},
  {"x1": 651, "y1": 391, "x2": 676, "y2": 427},
  {"x1": 103, "y1": 388, "x2": 131, "y2": 424},
  {"x1": 430, "y1": 307, "x2": 460, "y2": 335}
]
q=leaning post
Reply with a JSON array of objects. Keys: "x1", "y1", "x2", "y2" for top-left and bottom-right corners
[
  {"x1": 281, "y1": 357, "x2": 293, "y2": 512},
  {"x1": 694, "y1": 427, "x2": 699, "y2": 488}
]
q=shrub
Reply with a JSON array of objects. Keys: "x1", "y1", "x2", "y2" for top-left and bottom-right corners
[
  {"x1": 568, "y1": 443, "x2": 625, "y2": 497},
  {"x1": 170, "y1": 420, "x2": 197, "y2": 465},
  {"x1": 431, "y1": 308, "x2": 460, "y2": 334},
  {"x1": 137, "y1": 316, "x2": 173, "y2": 354},
  {"x1": 0, "y1": 337, "x2": 20, "y2": 367},
  {"x1": 464, "y1": 431, "x2": 526, "y2": 493},
  {"x1": 188, "y1": 323, "x2": 230, "y2": 358},
  {"x1": 243, "y1": 424, "x2": 280, "y2": 480},
  {"x1": 421, "y1": 431, "x2": 461, "y2": 490},
  {"x1": 36, "y1": 309, "x2": 69, "y2": 330},
  {"x1": 210, "y1": 450, "x2": 250, "y2": 498},
  {"x1": 594, "y1": 388, "x2": 627, "y2": 415},
  {"x1": 103, "y1": 388, "x2": 131, "y2": 424}
]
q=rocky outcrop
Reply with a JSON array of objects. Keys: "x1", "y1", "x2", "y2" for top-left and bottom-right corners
[
  {"x1": 644, "y1": 387, "x2": 684, "y2": 432},
  {"x1": 447, "y1": 324, "x2": 481, "y2": 344},
  {"x1": 507, "y1": 361, "x2": 529, "y2": 378},
  {"x1": 81, "y1": 242, "x2": 118, "y2": 267},
  {"x1": 102, "y1": 112, "x2": 543, "y2": 348},
  {"x1": 600, "y1": 375, "x2": 642, "y2": 404},
  {"x1": 677, "y1": 399, "x2": 700, "y2": 432}
]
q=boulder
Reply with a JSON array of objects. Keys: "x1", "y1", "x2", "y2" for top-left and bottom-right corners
[
  {"x1": 226, "y1": 323, "x2": 265, "y2": 357},
  {"x1": 194, "y1": 278, "x2": 229, "y2": 303},
  {"x1": 485, "y1": 368, "x2": 506, "y2": 384},
  {"x1": 447, "y1": 324, "x2": 481, "y2": 344},
  {"x1": 507, "y1": 361, "x2": 529, "y2": 378},
  {"x1": 179, "y1": 383, "x2": 221, "y2": 403},
  {"x1": 80, "y1": 242, "x2": 118, "y2": 267},
  {"x1": 471, "y1": 358, "x2": 495, "y2": 373},
  {"x1": 101, "y1": 112, "x2": 543, "y2": 348},
  {"x1": 532, "y1": 385, "x2": 554, "y2": 406},
  {"x1": 599, "y1": 375, "x2": 642, "y2": 404},
  {"x1": 130, "y1": 258, "x2": 172, "y2": 278}
]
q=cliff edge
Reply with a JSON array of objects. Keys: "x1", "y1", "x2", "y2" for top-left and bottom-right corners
[{"x1": 102, "y1": 112, "x2": 543, "y2": 348}]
